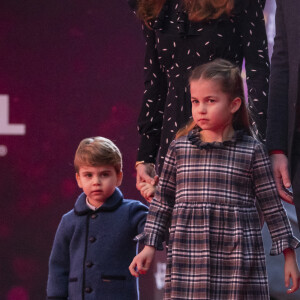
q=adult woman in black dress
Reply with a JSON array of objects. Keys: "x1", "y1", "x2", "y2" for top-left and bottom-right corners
[{"x1": 129, "y1": 0, "x2": 269, "y2": 196}]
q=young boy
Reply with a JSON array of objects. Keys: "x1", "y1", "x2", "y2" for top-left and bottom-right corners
[{"x1": 46, "y1": 137, "x2": 148, "y2": 300}]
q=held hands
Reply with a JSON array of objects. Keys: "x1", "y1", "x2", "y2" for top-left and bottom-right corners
[
  {"x1": 270, "y1": 154, "x2": 294, "y2": 204},
  {"x1": 129, "y1": 245, "x2": 156, "y2": 277},
  {"x1": 138, "y1": 182, "x2": 157, "y2": 203},
  {"x1": 283, "y1": 248, "x2": 300, "y2": 293},
  {"x1": 136, "y1": 163, "x2": 159, "y2": 203}
]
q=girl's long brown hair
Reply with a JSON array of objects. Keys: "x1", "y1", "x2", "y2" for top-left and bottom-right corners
[
  {"x1": 176, "y1": 59, "x2": 253, "y2": 139},
  {"x1": 137, "y1": 0, "x2": 234, "y2": 24}
]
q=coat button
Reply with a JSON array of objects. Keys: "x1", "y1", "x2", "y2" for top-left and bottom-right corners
[
  {"x1": 85, "y1": 287, "x2": 92, "y2": 293},
  {"x1": 91, "y1": 214, "x2": 98, "y2": 219},
  {"x1": 89, "y1": 236, "x2": 96, "y2": 243},
  {"x1": 86, "y1": 261, "x2": 93, "y2": 268}
]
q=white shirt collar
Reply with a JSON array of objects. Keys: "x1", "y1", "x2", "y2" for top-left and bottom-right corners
[{"x1": 85, "y1": 197, "x2": 99, "y2": 211}]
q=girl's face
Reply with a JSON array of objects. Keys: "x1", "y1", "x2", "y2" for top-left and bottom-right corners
[{"x1": 190, "y1": 78, "x2": 241, "y2": 137}]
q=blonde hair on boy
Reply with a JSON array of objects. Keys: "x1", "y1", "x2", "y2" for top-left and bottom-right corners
[{"x1": 74, "y1": 137, "x2": 122, "y2": 174}]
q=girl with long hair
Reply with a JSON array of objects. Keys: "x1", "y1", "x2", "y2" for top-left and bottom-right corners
[
  {"x1": 129, "y1": 59, "x2": 300, "y2": 299},
  {"x1": 129, "y1": 0, "x2": 270, "y2": 201}
]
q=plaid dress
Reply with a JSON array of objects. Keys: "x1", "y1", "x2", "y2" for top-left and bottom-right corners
[{"x1": 140, "y1": 128, "x2": 300, "y2": 300}]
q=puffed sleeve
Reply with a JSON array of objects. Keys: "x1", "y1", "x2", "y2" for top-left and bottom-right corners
[
  {"x1": 136, "y1": 140, "x2": 177, "y2": 249},
  {"x1": 266, "y1": 0, "x2": 289, "y2": 153},
  {"x1": 239, "y1": 0, "x2": 270, "y2": 141},
  {"x1": 252, "y1": 142, "x2": 300, "y2": 255},
  {"x1": 137, "y1": 24, "x2": 168, "y2": 163},
  {"x1": 46, "y1": 215, "x2": 71, "y2": 300}
]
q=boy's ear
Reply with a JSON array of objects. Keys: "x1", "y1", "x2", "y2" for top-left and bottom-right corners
[
  {"x1": 116, "y1": 171, "x2": 123, "y2": 187},
  {"x1": 75, "y1": 173, "x2": 82, "y2": 188},
  {"x1": 231, "y1": 97, "x2": 242, "y2": 114}
]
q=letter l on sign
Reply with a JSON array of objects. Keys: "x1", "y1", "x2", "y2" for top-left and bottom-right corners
[{"x1": 0, "y1": 95, "x2": 26, "y2": 135}]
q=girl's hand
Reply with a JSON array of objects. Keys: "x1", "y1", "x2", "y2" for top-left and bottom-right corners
[
  {"x1": 129, "y1": 245, "x2": 156, "y2": 277},
  {"x1": 283, "y1": 248, "x2": 300, "y2": 293},
  {"x1": 138, "y1": 181, "x2": 158, "y2": 203}
]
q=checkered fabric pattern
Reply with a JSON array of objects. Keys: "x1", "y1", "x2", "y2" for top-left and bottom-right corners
[{"x1": 142, "y1": 128, "x2": 300, "y2": 300}]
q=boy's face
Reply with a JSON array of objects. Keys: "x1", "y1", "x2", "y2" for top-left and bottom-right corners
[{"x1": 76, "y1": 165, "x2": 122, "y2": 208}]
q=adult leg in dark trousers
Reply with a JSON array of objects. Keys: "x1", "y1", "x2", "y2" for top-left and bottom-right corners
[{"x1": 292, "y1": 133, "x2": 300, "y2": 228}]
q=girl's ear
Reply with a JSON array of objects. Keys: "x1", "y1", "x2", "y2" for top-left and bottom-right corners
[{"x1": 230, "y1": 97, "x2": 242, "y2": 114}]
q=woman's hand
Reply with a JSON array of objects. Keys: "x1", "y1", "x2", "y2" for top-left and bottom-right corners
[
  {"x1": 136, "y1": 163, "x2": 159, "y2": 202},
  {"x1": 283, "y1": 248, "x2": 300, "y2": 293},
  {"x1": 129, "y1": 245, "x2": 156, "y2": 277},
  {"x1": 136, "y1": 163, "x2": 157, "y2": 188}
]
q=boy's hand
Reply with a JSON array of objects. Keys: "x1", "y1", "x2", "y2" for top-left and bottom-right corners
[
  {"x1": 284, "y1": 248, "x2": 300, "y2": 293},
  {"x1": 138, "y1": 179, "x2": 158, "y2": 203},
  {"x1": 129, "y1": 245, "x2": 156, "y2": 277}
]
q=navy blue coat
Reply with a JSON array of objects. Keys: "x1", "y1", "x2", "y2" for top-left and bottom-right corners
[{"x1": 46, "y1": 188, "x2": 148, "y2": 300}]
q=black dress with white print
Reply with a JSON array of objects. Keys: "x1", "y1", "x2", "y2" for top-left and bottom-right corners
[{"x1": 130, "y1": 0, "x2": 269, "y2": 174}]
